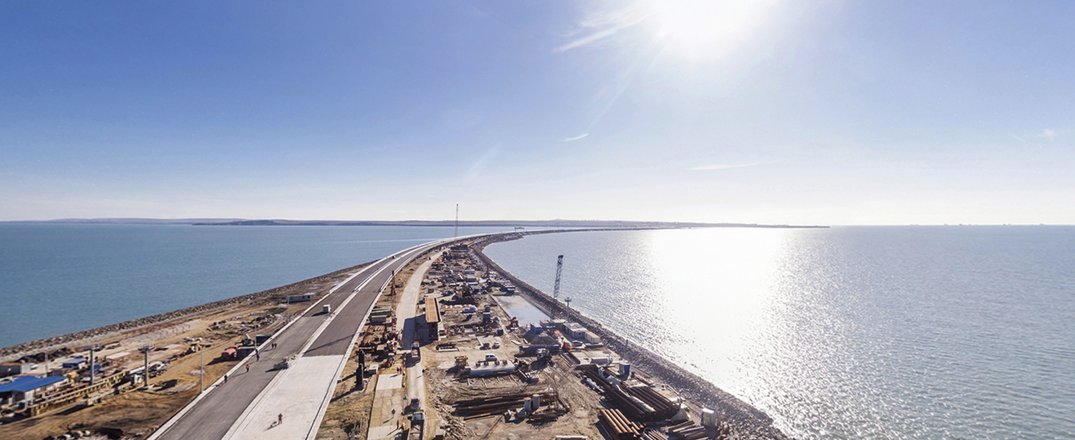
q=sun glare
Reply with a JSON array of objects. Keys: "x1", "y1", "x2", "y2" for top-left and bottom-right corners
[{"x1": 650, "y1": 0, "x2": 774, "y2": 58}]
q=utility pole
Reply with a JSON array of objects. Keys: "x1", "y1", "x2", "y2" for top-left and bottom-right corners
[
  {"x1": 199, "y1": 341, "x2": 205, "y2": 393},
  {"x1": 357, "y1": 350, "x2": 365, "y2": 390},
  {"x1": 139, "y1": 345, "x2": 153, "y2": 387},
  {"x1": 454, "y1": 203, "x2": 459, "y2": 238},
  {"x1": 88, "y1": 345, "x2": 99, "y2": 385}
]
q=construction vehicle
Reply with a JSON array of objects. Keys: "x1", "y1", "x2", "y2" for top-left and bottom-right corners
[
  {"x1": 408, "y1": 410, "x2": 425, "y2": 440},
  {"x1": 275, "y1": 355, "x2": 295, "y2": 370}
]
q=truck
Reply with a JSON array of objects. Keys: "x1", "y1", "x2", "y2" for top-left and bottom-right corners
[
  {"x1": 408, "y1": 410, "x2": 425, "y2": 440},
  {"x1": 220, "y1": 346, "x2": 238, "y2": 360}
]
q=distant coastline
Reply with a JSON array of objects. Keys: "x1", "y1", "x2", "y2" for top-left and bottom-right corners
[{"x1": 3, "y1": 218, "x2": 830, "y2": 229}]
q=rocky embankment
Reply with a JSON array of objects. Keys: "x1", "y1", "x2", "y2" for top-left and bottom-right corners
[
  {"x1": 474, "y1": 233, "x2": 788, "y2": 440},
  {"x1": 0, "y1": 262, "x2": 370, "y2": 363}
]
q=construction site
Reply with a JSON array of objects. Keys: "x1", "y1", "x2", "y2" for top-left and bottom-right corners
[
  {"x1": 0, "y1": 264, "x2": 368, "y2": 440},
  {"x1": 0, "y1": 232, "x2": 784, "y2": 440},
  {"x1": 317, "y1": 236, "x2": 744, "y2": 440}
]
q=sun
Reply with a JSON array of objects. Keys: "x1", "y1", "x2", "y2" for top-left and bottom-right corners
[{"x1": 649, "y1": 0, "x2": 775, "y2": 59}]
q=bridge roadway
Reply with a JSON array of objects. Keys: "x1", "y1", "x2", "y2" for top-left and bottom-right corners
[{"x1": 150, "y1": 239, "x2": 447, "y2": 440}]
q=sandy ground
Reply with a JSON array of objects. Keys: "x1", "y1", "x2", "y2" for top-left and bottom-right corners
[{"x1": 0, "y1": 264, "x2": 367, "y2": 440}]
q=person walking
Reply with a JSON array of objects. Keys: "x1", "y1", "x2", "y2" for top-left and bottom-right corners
[
  {"x1": 278, "y1": 413, "x2": 283, "y2": 424},
  {"x1": 223, "y1": 374, "x2": 228, "y2": 383},
  {"x1": 246, "y1": 364, "x2": 250, "y2": 373}
]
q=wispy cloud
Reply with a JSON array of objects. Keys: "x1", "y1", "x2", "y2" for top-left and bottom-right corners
[
  {"x1": 553, "y1": 4, "x2": 650, "y2": 53},
  {"x1": 1036, "y1": 128, "x2": 1057, "y2": 141},
  {"x1": 688, "y1": 162, "x2": 765, "y2": 171},
  {"x1": 467, "y1": 145, "x2": 501, "y2": 180},
  {"x1": 561, "y1": 133, "x2": 590, "y2": 142}
]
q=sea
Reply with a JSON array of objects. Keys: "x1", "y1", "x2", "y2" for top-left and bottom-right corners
[
  {"x1": 484, "y1": 227, "x2": 1075, "y2": 439},
  {"x1": 0, "y1": 223, "x2": 508, "y2": 347}
]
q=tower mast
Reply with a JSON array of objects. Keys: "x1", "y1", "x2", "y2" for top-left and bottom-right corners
[{"x1": 553, "y1": 255, "x2": 563, "y2": 300}]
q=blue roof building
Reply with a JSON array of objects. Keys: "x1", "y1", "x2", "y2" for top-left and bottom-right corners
[{"x1": 0, "y1": 375, "x2": 66, "y2": 405}]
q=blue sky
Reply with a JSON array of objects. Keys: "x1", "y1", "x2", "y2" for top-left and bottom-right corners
[{"x1": 2, "y1": 1, "x2": 1073, "y2": 224}]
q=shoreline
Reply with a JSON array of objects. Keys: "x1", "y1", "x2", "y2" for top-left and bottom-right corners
[
  {"x1": 0, "y1": 261, "x2": 372, "y2": 364},
  {"x1": 3, "y1": 230, "x2": 786, "y2": 438},
  {"x1": 473, "y1": 232, "x2": 788, "y2": 439}
]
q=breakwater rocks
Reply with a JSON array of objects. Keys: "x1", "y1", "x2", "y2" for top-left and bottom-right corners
[
  {"x1": 0, "y1": 262, "x2": 371, "y2": 363},
  {"x1": 474, "y1": 234, "x2": 787, "y2": 440}
]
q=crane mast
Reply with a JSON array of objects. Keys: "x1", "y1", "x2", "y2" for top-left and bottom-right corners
[{"x1": 553, "y1": 255, "x2": 563, "y2": 299}]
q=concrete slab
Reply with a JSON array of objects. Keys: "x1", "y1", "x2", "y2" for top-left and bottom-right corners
[
  {"x1": 376, "y1": 373, "x2": 403, "y2": 391},
  {"x1": 368, "y1": 373, "x2": 406, "y2": 440},
  {"x1": 368, "y1": 425, "x2": 402, "y2": 440},
  {"x1": 224, "y1": 356, "x2": 342, "y2": 440}
]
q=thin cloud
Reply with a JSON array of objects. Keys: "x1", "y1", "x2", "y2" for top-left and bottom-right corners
[
  {"x1": 467, "y1": 145, "x2": 501, "y2": 180},
  {"x1": 688, "y1": 162, "x2": 765, "y2": 171},
  {"x1": 553, "y1": 5, "x2": 650, "y2": 53},
  {"x1": 1036, "y1": 128, "x2": 1057, "y2": 141},
  {"x1": 562, "y1": 133, "x2": 590, "y2": 142},
  {"x1": 554, "y1": 28, "x2": 621, "y2": 53}
]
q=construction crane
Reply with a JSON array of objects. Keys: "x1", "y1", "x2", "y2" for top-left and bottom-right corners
[{"x1": 553, "y1": 255, "x2": 563, "y2": 300}]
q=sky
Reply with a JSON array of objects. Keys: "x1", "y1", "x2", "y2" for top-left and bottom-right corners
[{"x1": 2, "y1": 1, "x2": 1073, "y2": 225}]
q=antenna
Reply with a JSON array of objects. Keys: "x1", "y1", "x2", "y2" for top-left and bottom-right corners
[
  {"x1": 454, "y1": 203, "x2": 459, "y2": 238},
  {"x1": 553, "y1": 255, "x2": 563, "y2": 300}
]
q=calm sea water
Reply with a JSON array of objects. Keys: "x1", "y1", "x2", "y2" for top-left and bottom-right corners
[
  {"x1": 0, "y1": 223, "x2": 508, "y2": 347},
  {"x1": 485, "y1": 227, "x2": 1075, "y2": 439}
]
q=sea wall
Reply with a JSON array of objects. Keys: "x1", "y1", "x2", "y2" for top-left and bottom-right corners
[{"x1": 474, "y1": 233, "x2": 787, "y2": 439}]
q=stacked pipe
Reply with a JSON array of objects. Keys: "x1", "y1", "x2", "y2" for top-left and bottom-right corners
[
  {"x1": 626, "y1": 385, "x2": 679, "y2": 417},
  {"x1": 580, "y1": 364, "x2": 674, "y2": 422},
  {"x1": 577, "y1": 364, "x2": 609, "y2": 392},
  {"x1": 641, "y1": 430, "x2": 669, "y2": 440},
  {"x1": 453, "y1": 392, "x2": 556, "y2": 419},
  {"x1": 599, "y1": 409, "x2": 644, "y2": 440},
  {"x1": 667, "y1": 421, "x2": 709, "y2": 440}
]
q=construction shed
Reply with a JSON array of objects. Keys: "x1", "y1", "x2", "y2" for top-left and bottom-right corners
[
  {"x1": 423, "y1": 296, "x2": 441, "y2": 341},
  {"x1": 0, "y1": 376, "x2": 66, "y2": 405},
  {"x1": 0, "y1": 362, "x2": 32, "y2": 378}
]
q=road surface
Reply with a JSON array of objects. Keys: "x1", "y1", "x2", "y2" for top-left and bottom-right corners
[{"x1": 150, "y1": 239, "x2": 447, "y2": 440}]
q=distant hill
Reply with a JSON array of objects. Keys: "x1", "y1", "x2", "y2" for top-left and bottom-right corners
[{"x1": 28, "y1": 218, "x2": 244, "y2": 225}]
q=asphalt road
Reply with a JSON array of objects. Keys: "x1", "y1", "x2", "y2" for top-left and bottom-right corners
[{"x1": 151, "y1": 240, "x2": 443, "y2": 440}]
